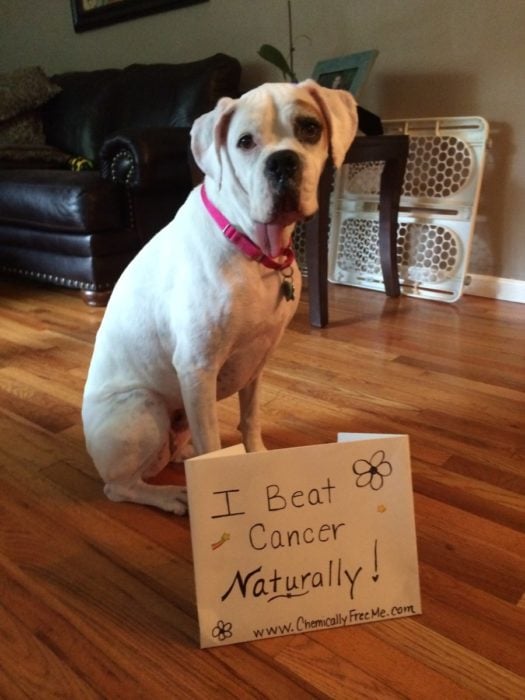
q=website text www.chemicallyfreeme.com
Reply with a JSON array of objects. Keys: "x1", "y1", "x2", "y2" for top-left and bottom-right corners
[{"x1": 252, "y1": 604, "x2": 417, "y2": 639}]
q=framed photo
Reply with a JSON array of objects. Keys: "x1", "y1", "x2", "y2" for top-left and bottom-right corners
[
  {"x1": 71, "y1": 0, "x2": 208, "y2": 33},
  {"x1": 312, "y1": 50, "x2": 378, "y2": 97}
]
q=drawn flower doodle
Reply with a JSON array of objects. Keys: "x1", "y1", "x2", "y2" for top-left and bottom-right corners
[
  {"x1": 212, "y1": 620, "x2": 233, "y2": 642},
  {"x1": 353, "y1": 450, "x2": 392, "y2": 491}
]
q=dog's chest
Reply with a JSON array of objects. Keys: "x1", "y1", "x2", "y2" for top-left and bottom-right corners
[
  {"x1": 216, "y1": 325, "x2": 278, "y2": 398},
  {"x1": 214, "y1": 273, "x2": 299, "y2": 398},
  {"x1": 217, "y1": 328, "x2": 281, "y2": 399}
]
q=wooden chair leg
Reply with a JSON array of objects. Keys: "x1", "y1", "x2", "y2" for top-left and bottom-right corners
[
  {"x1": 378, "y1": 157, "x2": 405, "y2": 297},
  {"x1": 303, "y1": 136, "x2": 409, "y2": 326},
  {"x1": 305, "y1": 162, "x2": 333, "y2": 328},
  {"x1": 81, "y1": 289, "x2": 111, "y2": 307}
]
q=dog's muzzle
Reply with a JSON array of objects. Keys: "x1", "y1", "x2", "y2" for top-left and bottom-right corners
[{"x1": 264, "y1": 150, "x2": 302, "y2": 213}]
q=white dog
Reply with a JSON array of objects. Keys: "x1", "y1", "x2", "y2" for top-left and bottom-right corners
[{"x1": 82, "y1": 79, "x2": 357, "y2": 514}]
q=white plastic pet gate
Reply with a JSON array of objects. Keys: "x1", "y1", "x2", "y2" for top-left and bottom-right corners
[{"x1": 325, "y1": 116, "x2": 489, "y2": 302}]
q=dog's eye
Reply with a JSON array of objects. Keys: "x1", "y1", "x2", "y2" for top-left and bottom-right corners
[
  {"x1": 295, "y1": 118, "x2": 323, "y2": 144},
  {"x1": 237, "y1": 134, "x2": 256, "y2": 150}
]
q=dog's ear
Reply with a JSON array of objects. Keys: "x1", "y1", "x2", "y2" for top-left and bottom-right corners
[
  {"x1": 190, "y1": 97, "x2": 236, "y2": 184},
  {"x1": 301, "y1": 79, "x2": 358, "y2": 168}
]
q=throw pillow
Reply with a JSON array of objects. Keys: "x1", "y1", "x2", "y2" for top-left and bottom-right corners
[
  {"x1": 0, "y1": 110, "x2": 46, "y2": 146},
  {"x1": 0, "y1": 66, "x2": 61, "y2": 121}
]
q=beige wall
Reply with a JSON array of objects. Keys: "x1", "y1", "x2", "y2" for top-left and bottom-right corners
[{"x1": 2, "y1": 0, "x2": 524, "y2": 281}]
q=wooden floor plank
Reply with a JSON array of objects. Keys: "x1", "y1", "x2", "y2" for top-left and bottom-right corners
[
  {"x1": 413, "y1": 459, "x2": 524, "y2": 531},
  {"x1": 368, "y1": 618, "x2": 525, "y2": 700},
  {"x1": 273, "y1": 634, "x2": 405, "y2": 699},
  {"x1": 1, "y1": 562, "x2": 142, "y2": 699},
  {"x1": 0, "y1": 592, "x2": 100, "y2": 699},
  {"x1": 0, "y1": 409, "x2": 81, "y2": 472},
  {"x1": 419, "y1": 565, "x2": 524, "y2": 675},
  {"x1": 289, "y1": 626, "x2": 479, "y2": 700},
  {"x1": 0, "y1": 278, "x2": 524, "y2": 698},
  {"x1": 0, "y1": 487, "x2": 283, "y2": 697},
  {"x1": 415, "y1": 494, "x2": 524, "y2": 603}
]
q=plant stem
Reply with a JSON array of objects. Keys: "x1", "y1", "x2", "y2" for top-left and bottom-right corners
[{"x1": 288, "y1": 0, "x2": 295, "y2": 79}]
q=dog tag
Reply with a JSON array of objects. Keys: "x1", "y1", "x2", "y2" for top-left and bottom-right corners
[
  {"x1": 281, "y1": 267, "x2": 295, "y2": 302},
  {"x1": 281, "y1": 277, "x2": 295, "y2": 301}
]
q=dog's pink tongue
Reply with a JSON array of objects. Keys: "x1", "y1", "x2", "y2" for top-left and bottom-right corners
[{"x1": 254, "y1": 222, "x2": 285, "y2": 258}]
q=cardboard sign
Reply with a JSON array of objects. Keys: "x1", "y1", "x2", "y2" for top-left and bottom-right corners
[{"x1": 186, "y1": 434, "x2": 421, "y2": 647}]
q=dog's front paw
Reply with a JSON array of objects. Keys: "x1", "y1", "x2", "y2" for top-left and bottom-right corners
[
  {"x1": 244, "y1": 438, "x2": 267, "y2": 452},
  {"x1": 171, "y1": 488, "x2": 188, "y2": 515}
]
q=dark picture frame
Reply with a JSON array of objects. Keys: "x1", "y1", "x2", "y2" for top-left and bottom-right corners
[
  {"x1": 71, "y1": 0, "x2": 208, "y2": 33},
  {"x1": 312, "y1": 50, "x2": 378, "y2": 97}
]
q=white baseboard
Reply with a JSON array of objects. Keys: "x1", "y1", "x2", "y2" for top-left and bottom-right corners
[{"x1": 465, "y1": 274, "x2": 525, "y2": 303}]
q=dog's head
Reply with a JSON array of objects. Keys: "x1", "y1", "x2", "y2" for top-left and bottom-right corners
[{"x1": 191, "y1": 80, "x2": 357, "y2": 256}]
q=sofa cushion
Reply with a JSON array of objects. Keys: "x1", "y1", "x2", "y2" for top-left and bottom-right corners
[
  {"x1": 0, "y1": 225, "x2": 140, "y2": 257},
  {"x1": 0, "y1": 170, "x2": 126, "y2": 232},
  {"x1": 42, "y1": 54, "x2": 241, "y2": 162},
  {"x1": 42, "y1": 69, "x2": 120, "y2": 165},
  {"x1": 107, "y1": 57, "x2": 240, "y2": 132},
  {"x1": 0, "y1": 245, "x2": 136, "y2": 291},
  {"x1": 0, "y1": 144, "x2": 71, "y2": 169}
]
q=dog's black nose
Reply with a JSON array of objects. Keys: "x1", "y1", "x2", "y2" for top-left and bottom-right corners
[{"x1": 265, "y1": 150, "x2": 301, "y2": 190}]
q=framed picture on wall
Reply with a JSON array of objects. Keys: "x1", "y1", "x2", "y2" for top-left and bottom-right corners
[
  {"x1": 312, "y1": 50, "x2": 378, "y2": 97},
  {"x1": 71, "y1": 0, "x2": 208, "y2": 33}
]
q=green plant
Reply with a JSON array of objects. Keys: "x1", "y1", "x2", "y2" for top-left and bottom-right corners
[{"x1": 257, "y1": 1, "x2": 298, "y2": 82}]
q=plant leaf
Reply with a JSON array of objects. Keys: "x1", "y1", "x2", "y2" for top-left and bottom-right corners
[{"x1": 258, "y1": 44, "x2": 295, "y2": 80}]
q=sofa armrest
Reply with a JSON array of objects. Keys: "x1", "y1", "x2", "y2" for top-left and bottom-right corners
[{"x1": 99, "y1": 127, "x2": 192, "y2": 189}]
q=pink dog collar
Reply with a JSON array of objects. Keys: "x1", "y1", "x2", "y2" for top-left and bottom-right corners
[{"x1": 200, "y1": 184, "x2": 295, "y2": 271}]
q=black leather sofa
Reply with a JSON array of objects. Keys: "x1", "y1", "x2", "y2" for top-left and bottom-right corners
[{"x1": 0, "y1": 54, "x2": 241, "y2": 304}]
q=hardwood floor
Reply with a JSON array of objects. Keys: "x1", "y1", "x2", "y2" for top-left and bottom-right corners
[{"x1": 0, "y1": 277, "x2": 523, "y2": 699}]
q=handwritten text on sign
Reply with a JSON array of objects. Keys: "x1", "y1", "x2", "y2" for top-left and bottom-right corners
[{"x1": 186, "y1": 434, "x2": 421, "y2": 647}]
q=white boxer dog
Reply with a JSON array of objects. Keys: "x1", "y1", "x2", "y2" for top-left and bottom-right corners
[{"x1": 82, "y1": 79, "x2": 357, "y2": 514}]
